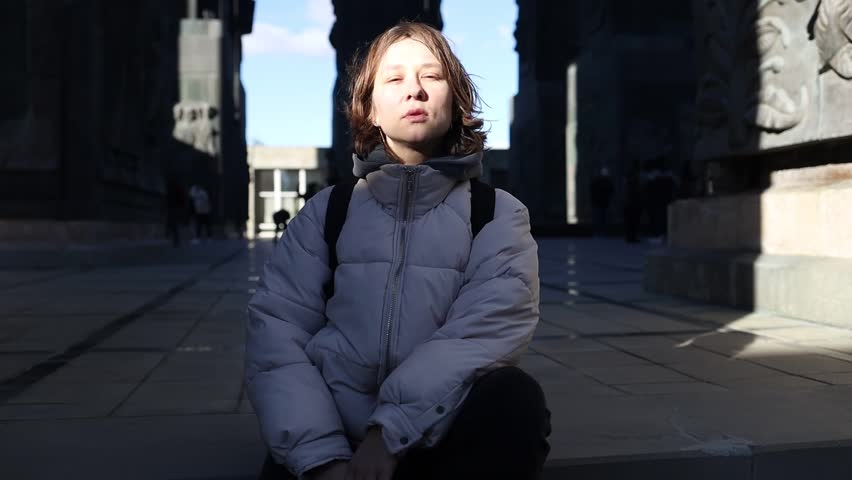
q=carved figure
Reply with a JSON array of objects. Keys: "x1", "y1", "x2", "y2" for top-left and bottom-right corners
[
  {"x1": 814, "y1": 0, "x2": 852, "y2": 78},
  {"x1": 194, "y1": 104, "x2": 220, "y2": 156},
  {"x1": 696, "y1": 0, "x2": 809, "y2": 147},
  {"x1": 172, "y1": 103, "x2": 196, "y2": 146}
]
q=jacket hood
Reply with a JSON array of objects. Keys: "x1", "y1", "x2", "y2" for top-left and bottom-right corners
[{"x1": 352, "y1": 146, "x2": 484, "y2": 180}]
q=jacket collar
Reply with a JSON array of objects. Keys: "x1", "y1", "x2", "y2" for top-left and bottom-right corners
[{"x1": 351, "y1": 147, "x2": 483, "y2": 216}]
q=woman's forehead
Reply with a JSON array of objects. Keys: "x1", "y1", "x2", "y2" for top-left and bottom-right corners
[
  {"x1": 380, "y1": 38, "x2": 441, "y2": 66},
  {"x1": 381, "y1": 61, "x2": 442, "y2": 72}
]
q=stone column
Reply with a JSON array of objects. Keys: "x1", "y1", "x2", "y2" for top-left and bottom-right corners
[
  {"x1": 176, "y1": 0, "x2": 252, "y2": 235},
  {"x1": 510, "y1": 0, "x2": 579, "y2": 228},
  {"x1": 512, "y1": 0, "x2": 696, "y2": 229}
]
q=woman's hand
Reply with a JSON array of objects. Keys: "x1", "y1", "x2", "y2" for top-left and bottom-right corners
[
  {"x1": 307, "y1": 460, "x2": 349, "y2": 480},
  {"x1": 346, "y1": 427, "x2": 399, "y2": 480}
]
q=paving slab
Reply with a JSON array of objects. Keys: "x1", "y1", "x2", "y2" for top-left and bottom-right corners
[
  {"x1": 146, "y1": 351, "x2": 245, "y2": 382},
  {"x1": 96, "y1": 322, "x2": 196, "y2": 351},
  {"x1": 748, "y1": 354, "x2": 852, "y2": 376},
  {"x1": 615, "y1": 345, "x2": 728, "y2": 366},
  {"x1": 41, "y1": 351, "x2": 166, "y2": 383},
  {"x1": 0, "y1": 382, "x2": 138, "y2": 420},
  {"x1": 0, "y1": 315, "x2": 115, "y2": 353},
  {"x1": 115, "y1": 379, "x2": 244, "y2": 416},
  {"x1": 614, "y1": 381, "x2": 727, "y2": 395},
  {"x1": 543, "y1": 350, "x2": 652, "y2": 368},
  {"x1": 530, "y1": 336, "x2": 613, "y2": 354}
]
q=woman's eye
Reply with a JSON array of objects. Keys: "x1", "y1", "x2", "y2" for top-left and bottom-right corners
[
  {"x1": 387, "y1": 77, "x2": 402, "y2": 83},
  {"x1": 423, "y1": 74, "x2": 440, "y2": 80}
]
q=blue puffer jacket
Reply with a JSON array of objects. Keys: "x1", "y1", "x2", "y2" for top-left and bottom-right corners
[{"x1": 245, "y1": 149, "x2": 540, "y2": 477}]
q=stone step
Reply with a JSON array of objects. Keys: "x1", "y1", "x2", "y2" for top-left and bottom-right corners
[
  {"x1": 542, "y1": 440, "x2": 852, "y2": 479},
  {"x1": 645, "y1": 249, "x2": 852, "y2": 329}
]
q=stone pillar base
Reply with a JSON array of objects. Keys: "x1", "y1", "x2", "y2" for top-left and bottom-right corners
[
  {"x1": 646, "y1": 163, "x2": 852, "y2": 325},
  {"x1": 668, "y1": 163, "x2": 852, "y2": 259}
]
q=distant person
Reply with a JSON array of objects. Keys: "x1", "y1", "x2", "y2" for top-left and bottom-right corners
[
  {"x1": 272, "y1": 209, "x2": 290, "y2": 243},
  {"x1": 246, "y1": 22, "x2": 550, "y2": 480},
  {"x1": 643, "y1": 159, "x2": 677, "y2": 244},
  {"x1": 189, "y1": 185, "x2": 212, "y2": 242},
  {"x1": 623, "y1": 167, "x2": 643, "y2": 243},
  {"x1": 589, "y1": 166, "x2": 615, "y2": 235},
  {"x1": 165, "y1": 179, "x2": 186, "y2": 247}
]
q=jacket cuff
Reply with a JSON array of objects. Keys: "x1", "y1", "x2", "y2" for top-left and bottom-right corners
[
  {"x1": 367, "y1": 403, "x2": 423, "y2": 455},
  {"x1": 276, "y1": 434, "x2": 353, "y2": 478}
]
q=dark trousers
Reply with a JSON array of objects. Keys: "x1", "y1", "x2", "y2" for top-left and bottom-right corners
[
  {"x1": 648, "y1": 205, "x2": 668, "y2": 238},
  {"x1": 195, "y1": 213, "x2": 212, "y2": 238},
  {"x1": 260, "y1": 366, "x2": 551, "y2": 480},
  {"x1": 594, "y1": 206, "x2": 609, "y2": 235},
  {"x1": 623, "y1": 204, "x2": 642, "y2": 243}
]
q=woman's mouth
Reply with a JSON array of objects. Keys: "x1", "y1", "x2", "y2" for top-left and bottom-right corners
[{"x1": 404, "y1": 109, "x2": 428, "y2": 121}]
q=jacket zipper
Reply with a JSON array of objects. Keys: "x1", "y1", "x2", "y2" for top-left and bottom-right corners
[{"x1": 382, "y1": 168, "x2": 416, "y2": 380}]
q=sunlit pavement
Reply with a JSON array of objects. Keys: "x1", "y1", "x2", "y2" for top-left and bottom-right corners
[{"x1": 1, "y1": 237, "x2": 852, "y2": 479}]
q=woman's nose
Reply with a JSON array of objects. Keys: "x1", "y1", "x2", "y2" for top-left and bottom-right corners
[{"x1": 406, "y1": 79, "x2": 426, "y2": 100}]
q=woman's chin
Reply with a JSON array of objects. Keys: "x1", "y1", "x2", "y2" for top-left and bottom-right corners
[{"x1": 389, "y1": 133, "x2": 444, "y2": 149}]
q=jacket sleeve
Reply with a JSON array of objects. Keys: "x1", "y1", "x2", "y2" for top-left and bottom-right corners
[
  {"x1": 366, "y1": 190, "x2": 540, "y2": 455},
  {"x1": 244, "y1": 188, "x2": 353, "y2": 477}
]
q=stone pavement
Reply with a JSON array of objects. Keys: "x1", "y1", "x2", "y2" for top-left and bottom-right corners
[{"x1": 1, "y1": 238, "x2": 852, "y2": 479}]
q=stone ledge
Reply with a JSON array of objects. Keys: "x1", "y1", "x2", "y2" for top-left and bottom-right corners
[
  {"x1": 645, "y1": 249, "x2": 852, "y2": 328},
  {"x1": 771, "y1": 163, "x2": 852, "y2": 189},
  {"x1": 543, "y1": 440, "x2": 852, "y2": 480},
  {"x1": 669, "y1": 163, "x2": 852, "y2": 259}
]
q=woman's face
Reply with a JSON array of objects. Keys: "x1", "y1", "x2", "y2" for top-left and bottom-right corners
[{"x1": 371, "y1": 38, "x2": 453, "y2": 155}]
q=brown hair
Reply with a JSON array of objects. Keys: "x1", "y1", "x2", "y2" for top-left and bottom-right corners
[{"x1": 346, "y1": 22, "x2": 487, "y2": 159}]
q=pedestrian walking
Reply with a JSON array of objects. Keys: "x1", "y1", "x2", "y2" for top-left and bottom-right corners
[
  {"x1": 643, "y1": 158, "x2": 677, "y2": 244},
  {"x1": 188, "y1": 185, "x2": 212, "y2": 241},
  {"x1": 246, "y1": 22, "x2": 550, "y2": 480},
  {"x1": 165, "y1": 179, "x2": 187, "y2": 247},
  {"x1": 590, "y1": 166, "x2": 614, "y2": 235},
  {"x1": 272, "y1": 209, "x2": 290, "y2": 243},
  {"x1": 623, "y1": 166, "x2": 643, "y2": 243}
]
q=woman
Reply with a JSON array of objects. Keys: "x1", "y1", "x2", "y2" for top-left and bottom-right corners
[{"x1": 245, "y1": 22, "x2": 550, "y2": 480}]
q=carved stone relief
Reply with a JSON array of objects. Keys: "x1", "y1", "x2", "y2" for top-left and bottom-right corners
[
  {"x1": 814, "y1": 0, "x2": 852, "y2": 78},
  {"x1": 172, "y1": 101, "x2": 220, "y2": 156},
  {"x1": 694, "y1": 0, "x2": 814, "y2": 161},
  {"x1": 689, "y1": 0, "x2": 852, "y2": 161}
]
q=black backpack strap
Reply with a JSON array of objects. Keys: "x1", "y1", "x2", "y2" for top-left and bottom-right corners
[
  {"x1": 470, "y1": 178, "x2": 496, "y2": 239},
  {"x1": 323, "y1": 178, "x2": 357, "y2": 299}
]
